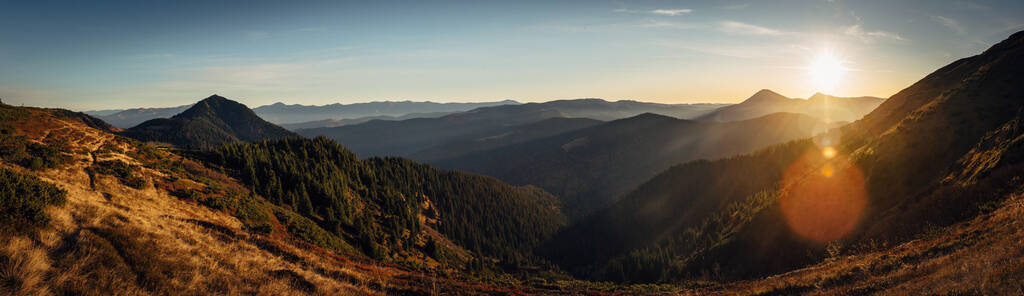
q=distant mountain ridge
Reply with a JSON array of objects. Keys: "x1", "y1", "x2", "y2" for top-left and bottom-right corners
[
  {"x1": 86, "y1": 100, "x2": 520, "y2": 128},
  {"x1": 122, "y1": 95, "x2": 297, "y2": 149},
  {"x1": 87, "y1": 104, "x2": 192, "y2": 128},
  {"x1": 252, "y1": 99, "x2": 520, "y2": 124},
  {"x1": 279, "y1": 111, "x2": 453, "y2": 130},
  {"x1": 301, "y1": 98, "x2": 728, "y2": 158},
  {"x1": 698, "y1": 89, "x2": 883, "y2": 123}
]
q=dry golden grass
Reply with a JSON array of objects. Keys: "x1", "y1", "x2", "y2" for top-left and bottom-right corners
[
  {"x1": 1, "y1": 106, "x2": 541, "y2": 295},
  {"x1": 0, "y1": 237, "x2": 51, "y2": 296},
  {"x1": 685, "y1": 193, "x2": 1024, "y2": 296},
  {"x1": 0, "y1": 111, "x2": 388, "y2": 295}
]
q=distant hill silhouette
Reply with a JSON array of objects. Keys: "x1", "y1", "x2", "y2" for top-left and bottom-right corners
[
  {"x1": 87, "y1": 100, "x2": 518, "y2": 128},
  {"x1": 698, "y1": 89, "x2": 883, "y2": 123},
  {"x1": 122, "y1": 95, "x2": 297, "y2": 149},
  {"x1": 252, "y1": 100, "x2": 520, "y2": 124},
  {"x1": 279, "y1": 111, "x2": 453, "y2": 130},
  {"x1": 409, "y1": 117, "x2": 605, "y2": 163},
  {"x1": 88, "y1": 104, "x2": 192, "y2": 128},
  {"x1": 433, "y1": 112, "x2": 829, "y2": 219},
  {"x1": 300, "y1": 99, "x2": 727, "y2": 157},
  {"x1": 544, "y1": 30, "x2": 1024, "y2": 283}
]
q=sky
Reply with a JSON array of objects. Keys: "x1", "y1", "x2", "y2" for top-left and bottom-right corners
[{"x1": 1, "y1": 0, "x2": 1023, "y2": 111}]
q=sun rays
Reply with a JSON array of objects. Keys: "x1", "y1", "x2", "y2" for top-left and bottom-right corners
[{"x1": 807, "y1": 51, "x2": 849, "y2": 93}]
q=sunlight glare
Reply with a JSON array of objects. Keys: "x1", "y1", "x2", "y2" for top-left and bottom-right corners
[{"x1": 809, "y1": 51, "x2": 844, "y2": 92}]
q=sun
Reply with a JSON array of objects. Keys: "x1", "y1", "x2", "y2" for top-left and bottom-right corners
[{"x1": 808, "y1": 51, "x2": 845, "y2": 92}]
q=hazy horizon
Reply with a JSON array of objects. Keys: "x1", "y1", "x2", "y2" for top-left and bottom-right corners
[
  {"x1": 2, "y1": 0, "x2": 1022, "y2": 110},
  {"x1": 72, "y1": 89, "x2": 862, "y2": 113}
]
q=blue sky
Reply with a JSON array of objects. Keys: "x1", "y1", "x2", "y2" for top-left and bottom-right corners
[{"x1": 1, "y1": 0, "x2": 1023, "y2": 110}]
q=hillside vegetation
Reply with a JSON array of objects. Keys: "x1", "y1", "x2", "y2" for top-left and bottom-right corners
[
  {"x1": 204, "y1": 137, "x2": 566, "y2": 266},
  {"x1": 0, "y1": 101, "x2": 581, "y2": 295}
]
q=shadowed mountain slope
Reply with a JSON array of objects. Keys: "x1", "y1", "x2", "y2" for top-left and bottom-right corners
[
  {"x1": 433, "y1": 112, "x2": 829, "y2": 219},
  {"x1": 544, "y1": 30, "x2": 1024, "y2": 284}
]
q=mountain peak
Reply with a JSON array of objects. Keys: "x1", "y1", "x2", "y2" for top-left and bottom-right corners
[
  {"x1": 175, "y1": 95, "x2": 251, "y2": 120},
  {"x1": 808, "y1": 92, "x2": 831, "y2": 102},
  {"x1": 197, "y1": 94, "x2": 230, "y2": 104},
  {"x1": 742, "y1": 89, "x2": 789, "y2": 103},
  {"x1": 125, "y1": 95, "x2": 296, "y2": 149}
]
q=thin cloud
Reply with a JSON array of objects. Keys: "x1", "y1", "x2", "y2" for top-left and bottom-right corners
[
  {"x1": 718, "y1": 21, "x2": 786, "y2": 36},
  {"x1": 638, "y1": 20, "x2": 700, "y2": 29},
  {"x1": 651, "y1": 9, "x2": 692, "y2": 16},
  {"x1": 933, "y1": 16, "x2": 966, "y2": 34},
  {"x1": 844, "y1": 24, "x2": 906, "y2": 42},
  {"x1": 615, "y1": 8, "x2": 693, "y2": 16}
]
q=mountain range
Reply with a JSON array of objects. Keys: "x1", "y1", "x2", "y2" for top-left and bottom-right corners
[
  {"x1": 278, "y1": 111, "x2": 454, "y2": 130},
  {"x1": 86, "y1": 100, "x2": 520, "y2": 129},
  {"x1": 298, "y1": 99, "x2": 728, "y2": 158},
  {"x1": 5, "y1": 29, "x2": 1024, "y2": 296},
  {"x1": 430, "y1": 112, "x2": 831, "y2": 219},
  {"x1": 87, "y1": 104, "x2": 193, "y2": 128},
  {"x1": 698, "y1": 89, "x2": 884, "y2": 123},
  {"x1": 252, "y1": 99, "x2": 520, "y2": 124}
]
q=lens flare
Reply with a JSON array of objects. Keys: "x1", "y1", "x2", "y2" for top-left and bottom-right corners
[
  {"x1": 780, "y1": 147, "x2": 866, "y2": 244},
  {"x1": 822, "y1": 146, "x2": 838, "y2": 159}
]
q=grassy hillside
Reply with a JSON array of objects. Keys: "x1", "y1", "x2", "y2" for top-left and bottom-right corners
[{"x1": 0, "y1": 101, "x2": 585, "y2": 295}]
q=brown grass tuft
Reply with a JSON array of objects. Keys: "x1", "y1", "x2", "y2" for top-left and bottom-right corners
[{"x1": 0, "y1": 236, "x2": 51, "y2": 296}]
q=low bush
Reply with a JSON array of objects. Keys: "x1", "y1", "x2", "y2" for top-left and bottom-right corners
[
  {"x1": 90, "y1": 160, "x2": 147, "y2": 189},
  {"x1": 273, "y1": 208, "x2": 357, "y2": 254},
  {"x1": 0, "y1": 167, "x2": 67, "y2": 234}
]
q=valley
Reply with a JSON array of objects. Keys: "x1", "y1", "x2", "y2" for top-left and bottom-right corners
[{"x1": 3, "y1": 2, "x2": 1024, "y2": 294}]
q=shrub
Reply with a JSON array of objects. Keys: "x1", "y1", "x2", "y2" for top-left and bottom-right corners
[
  {"x1": 0, "y1": 167, "x2": 67, "y2": 234},
  {"x1": 202, "y1": 197, "x2": 236, "y2": 211},
  {"x1": 170, "y1": 188, "x2": 201, "y2": 200},
  {"x1": 90, "y1": 160, "x2": 147, "y2": 189},
  {"x1": 0, "y1": 137, "x2": 70, "y2": 170},
  {"x1": 236, "y1": 195, "x2": 274, "y2": 235},
  {"x1": 273, "y1": 208, "x2": 357, "y2": 254}
]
